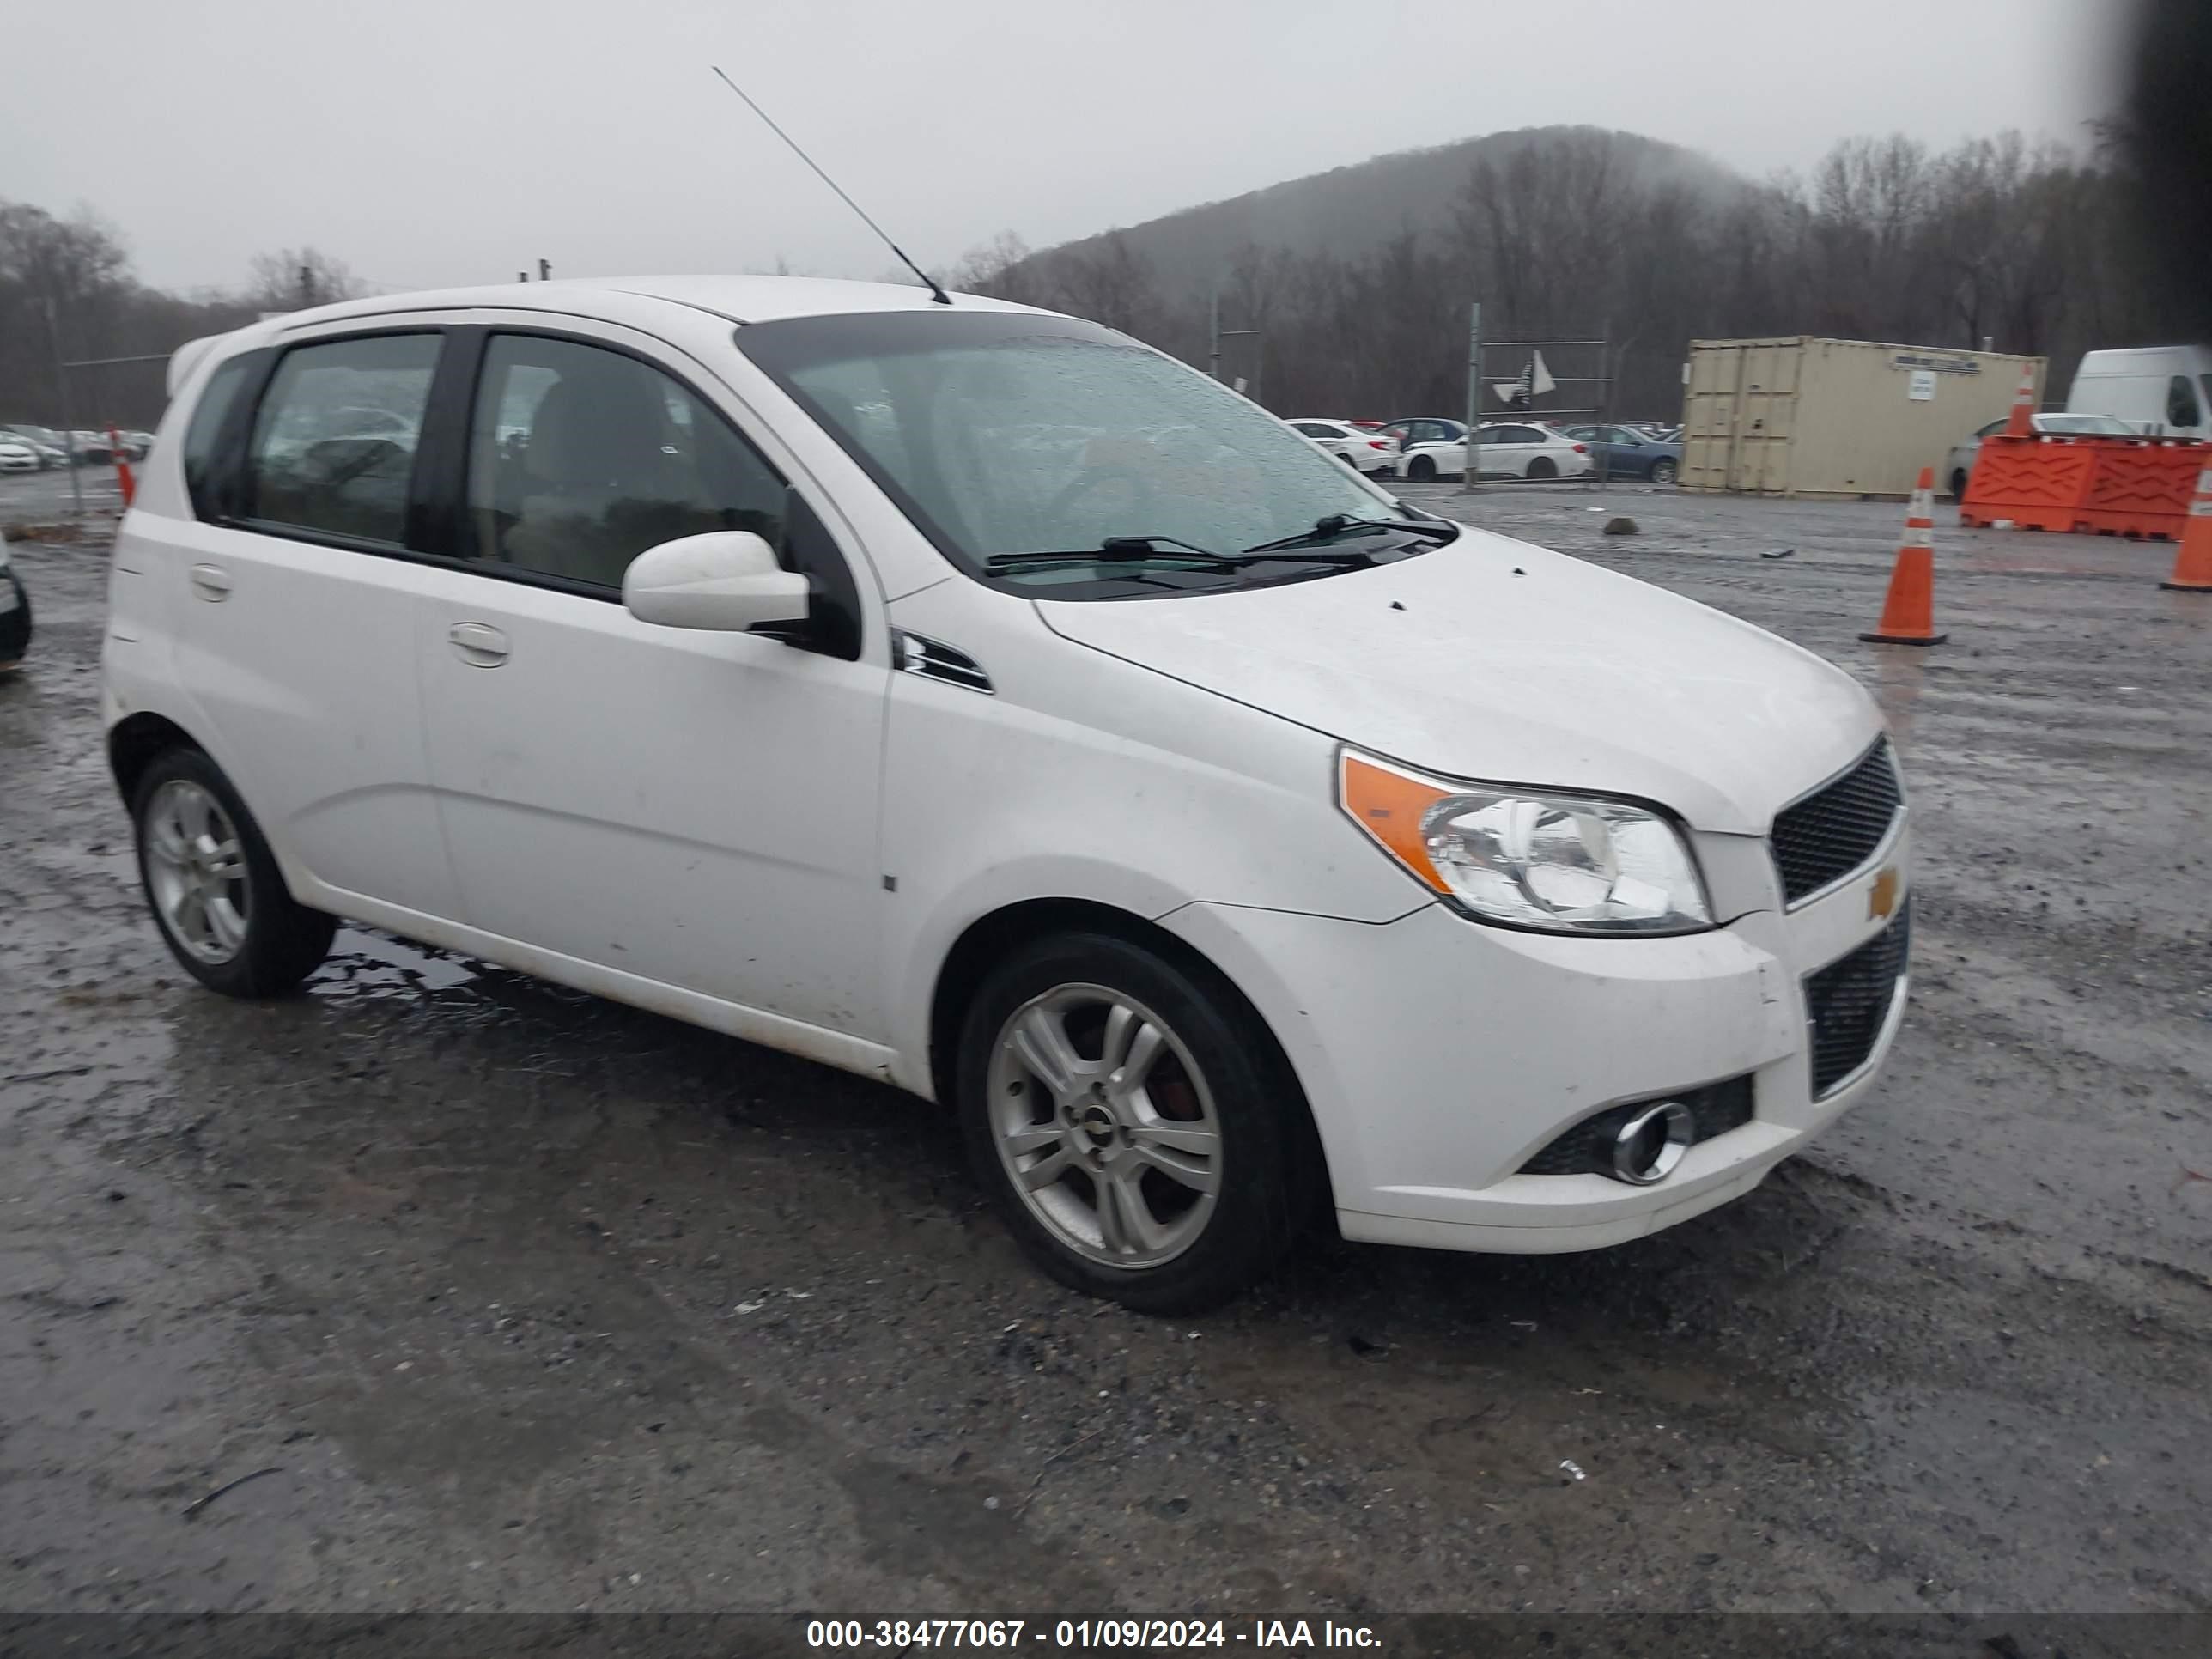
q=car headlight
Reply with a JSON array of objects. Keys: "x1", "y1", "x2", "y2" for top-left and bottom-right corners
[{"x1": 1339, "y1": 749, "x2": 1711, "y2": 934}]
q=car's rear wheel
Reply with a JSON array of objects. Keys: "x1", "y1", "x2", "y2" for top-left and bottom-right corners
[
  {"x1": 133, "y1": 747, "x2": 336, "y2": 997},
  {"x1": 957, "y1": 932, "x2": 1310, "y2": 1313},
  {"x1": 1650, "y1": 458, "x2": 1678, "y2": 486},
  {"x1": 1528, "y1": 456, "x2": 1558, "y2": 480},
  {"x1": 1408, "y1": 455, "x2": 1437, "y2": 483}
]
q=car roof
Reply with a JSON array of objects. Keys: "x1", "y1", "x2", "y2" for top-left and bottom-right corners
[{"x1": 272, "y1": 275, "x2": 1049, "y2": 331}]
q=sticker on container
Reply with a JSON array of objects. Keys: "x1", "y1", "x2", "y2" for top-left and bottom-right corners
[{"x1": 1908, "y1": 369, "x2": 1936, "y2": 402}]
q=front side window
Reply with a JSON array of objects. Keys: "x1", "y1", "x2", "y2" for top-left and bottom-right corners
[
  {"x1": 467, "y1": 334, "x2": 784, "y2": 588},
  {"x1": 2169, "y1": 374, "x2": 2203, "y2": 429},
  {"x1": 247, "y1": 334, "x2": 441, "y2": 545},
  {"x1": 736, "y1": 311, "x2": 1386, "y2": 597}
]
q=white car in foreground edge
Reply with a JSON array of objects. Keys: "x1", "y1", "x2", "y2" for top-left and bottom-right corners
[{"x1": 104, "y1": 276, "x2": 1910, "y2": 1312}]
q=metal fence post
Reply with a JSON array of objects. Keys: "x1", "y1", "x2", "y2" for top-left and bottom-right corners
[
  {"x1": 44, "y1": 299, "x2": 87, "y2": 520},
  {"x1": 1462, "y1": 301, "x2": 1483, "y2": 492}
]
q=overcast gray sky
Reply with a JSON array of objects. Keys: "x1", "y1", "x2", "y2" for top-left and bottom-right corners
[{"x1": 2, "y1": 0, "x2": 2123, "y2": 295}]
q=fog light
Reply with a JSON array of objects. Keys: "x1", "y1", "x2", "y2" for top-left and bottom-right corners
[{"x1": 1611, "y1": 1100, "x2": 1694, "y2": 1185}]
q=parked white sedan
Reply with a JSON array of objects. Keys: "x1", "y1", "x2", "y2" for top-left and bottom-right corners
[
  {"x1": 1285, "y1": 417, "x2": 1401, "y2": 475},
  {"x1": 1398, "y1": 421, "x2": 1595, "y2": 483}
]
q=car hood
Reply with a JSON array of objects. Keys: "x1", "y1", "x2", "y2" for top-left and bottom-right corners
[{"x1": 1033, "y1": 526, "x2": 1882, "y2": 835}]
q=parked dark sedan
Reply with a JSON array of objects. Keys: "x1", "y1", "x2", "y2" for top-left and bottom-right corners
[{"x1": 1562, "y1": 424, "x2": 1681, "y2": 484}]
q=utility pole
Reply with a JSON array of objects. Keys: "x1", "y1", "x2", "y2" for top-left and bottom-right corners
[
  {"x1": 43, "y1": 298, "x2": 87, "y2": 520},
  {"x1": 517, "y1": 270, "x2": 528, "y2": 283},
  {"x1": 1595, "y1": 319, "x2": 1613, "y2": 489},
  {"x1": 1207, "y1": 283, "x2": 1261, "y2": 396},
  {"x1": 298, "y1": 263, "x2": 314, "y2": 310},
  {"x1": 538, "y1": 258, "x2": 551, "y2": 282},
  {"x1": 1461, "y1": 301, "x2": 1484, "y2": 493}
]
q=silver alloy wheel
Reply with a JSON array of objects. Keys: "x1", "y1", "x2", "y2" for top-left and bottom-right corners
[
  {"x1": 143, "y1": 779, "x2": 250, "y2": 964},
  {"x1": 987, "y1": 983, "x2": 1223, "y2": 1269}
]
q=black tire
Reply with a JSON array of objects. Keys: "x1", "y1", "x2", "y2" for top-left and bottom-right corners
[
  {"x1": 1949, "y1": 468, "x2": 1969, "y2": 501},
  {"x1": 1408, "y1": 455, "x2": 1437, "y2": 482},
  {"x1": 1650, "y1": 458, "x2": 1678, "y2": 486},
  {"x1": 955, "y1": 931, "x2": 1313, "y2": 1314},
  {"x1": 131, "y1": 746, "x2": 336, "y2": 997},
  {"x1": 1527, "y1": 456, "x2": 1558, "y2": 480},
  {"x1": 0, "y1": 570, "x2": 29, "y2": 670}
]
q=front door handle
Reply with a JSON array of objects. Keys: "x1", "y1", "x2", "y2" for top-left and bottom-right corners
[
  {"x1": 447, "y1": 622, "x2": 510, "y2": 667},
  {"x1": 187, "y1": 563, "x2": 232, "y2": 602}
]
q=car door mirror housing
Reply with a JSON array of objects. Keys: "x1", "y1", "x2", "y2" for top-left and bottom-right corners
[{"x1": 623, "y1": 531, "x2": 811, "y2": 633}]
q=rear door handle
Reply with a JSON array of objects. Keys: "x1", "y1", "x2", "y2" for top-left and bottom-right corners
[
  {"x1": 447, "y1": 622, "x2": 510, "y2": 667},
  {"x1": 187, "y1": 563, "x2": 232, "y2": 602}
]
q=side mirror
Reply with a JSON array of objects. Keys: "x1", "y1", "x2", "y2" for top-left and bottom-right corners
[{"x1": 623, "y1": 531, "x2": 810, "y2": 633}]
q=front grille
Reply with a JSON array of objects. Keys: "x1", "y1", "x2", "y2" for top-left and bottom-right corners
[
  {"x1": 1771, "y1": 742, "x2": 1903, "y2": 905},
  {"x1": 1804, "y1": 902, "x2": 1911, "y2": 1097},
  {"x1": 1519, "y1": 1075, "x2": 1755, "y2": 1176}
]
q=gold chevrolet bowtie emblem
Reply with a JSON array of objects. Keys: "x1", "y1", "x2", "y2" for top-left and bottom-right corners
[{"x1": 1867, "y1": 866, "x2": 1900, "y2": 921}]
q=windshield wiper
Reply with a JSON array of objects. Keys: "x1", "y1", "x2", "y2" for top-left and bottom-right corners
[
  {"x1": 985, "y1": 534, "x2": 1232, "y2": 573},
  {"x1": 1241, "y1": 514, "x2": 1459, "y2": 556}
]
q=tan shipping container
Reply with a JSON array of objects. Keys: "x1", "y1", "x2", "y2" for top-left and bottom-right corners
[{"x1": 1679, "y1": 337, "x2": 2045, "y2": 499}]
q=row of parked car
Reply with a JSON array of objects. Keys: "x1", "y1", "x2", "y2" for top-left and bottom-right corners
[
  {"x1": 0, "y1": 423, "x2": 158, "y2": 471},
  {"x1": 1285, "y1": 416, "x2": 1683, "y2": 484}
]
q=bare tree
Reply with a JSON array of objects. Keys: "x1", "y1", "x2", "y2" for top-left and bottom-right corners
[{"x1": 243, "y1": 246, "x2": 363, "y2": 311}]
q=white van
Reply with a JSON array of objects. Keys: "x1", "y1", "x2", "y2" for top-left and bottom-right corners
[
  {"x1": 2063, "y1": 345, "x2": 2212, "y2": 437},
  {"x1": 103, "y1": 276, "x2": 1911, "y2": 1310}
]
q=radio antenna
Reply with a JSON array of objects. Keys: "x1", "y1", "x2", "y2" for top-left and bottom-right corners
[{"x1": 711, "y1": 65, "x2": 952, "y2": 306}]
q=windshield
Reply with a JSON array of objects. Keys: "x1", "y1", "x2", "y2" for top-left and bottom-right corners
[{"x1": 736, "y1": 311, "x2": 1401, "y2": 595}]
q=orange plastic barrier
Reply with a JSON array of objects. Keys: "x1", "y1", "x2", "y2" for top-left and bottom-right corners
[
  {"x1": 2075, "y1": 441, "x2": 2205, "y2": 538},
  {"x1": 1961, "y1": 434, "x2": 2211, "y2": 538},
  {"x1": 1862, "y1": 468, "x2": 1948, "y2": 646},
  {"x1": 1960, "y1": 434, "x2": 2096, "y2": 532}
]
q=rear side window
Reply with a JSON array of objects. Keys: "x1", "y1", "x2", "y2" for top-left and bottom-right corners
[
  {"x1": 465, "y1": 334, "x2": 786, "y2": 589},
  {"x1": 246, "y1": 334, "x2": 441, "y2": 546},
  {"x1": 181, "y1": 356, "x2": 253, "y2": 520}
]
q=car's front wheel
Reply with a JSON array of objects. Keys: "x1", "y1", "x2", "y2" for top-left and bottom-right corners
[
  {"x1": 133, "y1": 747, "x2": 337, "y2": 997},
  {"x1": 957, "y1": 932, "x2": 1310, "y2": 1313}
]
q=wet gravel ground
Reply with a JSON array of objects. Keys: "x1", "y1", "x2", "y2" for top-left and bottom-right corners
[{"x1": 2, "y1": 481, "x2": 2209, "y2": 1620}]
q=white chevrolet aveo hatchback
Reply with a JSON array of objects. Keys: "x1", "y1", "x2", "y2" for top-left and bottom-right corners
[{"x1": 105, "y1": 276, "x2": 1911, "y2": 1311}]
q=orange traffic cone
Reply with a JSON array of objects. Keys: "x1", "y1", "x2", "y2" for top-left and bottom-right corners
[
  {"x1": 2002, "y1": 362, "x2": 2038, "y2": 438},
  {"x1": 106, "y1": 425, "x2": 136, "y2": 509},
  {"x1": 1861, "y1": 468, "x2": 1948, "y2": 645},
  {"x1": 2161, "y1": 465, "x2": 2212, "y2": 592}
]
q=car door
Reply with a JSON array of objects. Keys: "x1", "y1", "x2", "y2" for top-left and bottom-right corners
[
  {"x1": 1601, "y1": 426, "x2": 1644, "y2": 477},
  {"x1": 1481, "y1": 425, "x2": 1534, "y2": 477},
  {"x1": 409, "y1": 323, "x2": 892, "y2": 1040},
  {"x1": 155, "y1": 325, "x2": 460, "y2": 920}
]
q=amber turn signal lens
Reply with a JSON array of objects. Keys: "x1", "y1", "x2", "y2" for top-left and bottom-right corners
[{"x1": 1338, "y1": 751, "x2": 1451, "y2": 892}]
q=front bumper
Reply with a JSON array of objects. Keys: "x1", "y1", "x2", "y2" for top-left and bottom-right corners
[{"x1": 1166, "y1": 828, "x2": 1909, "y2": 1253}]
